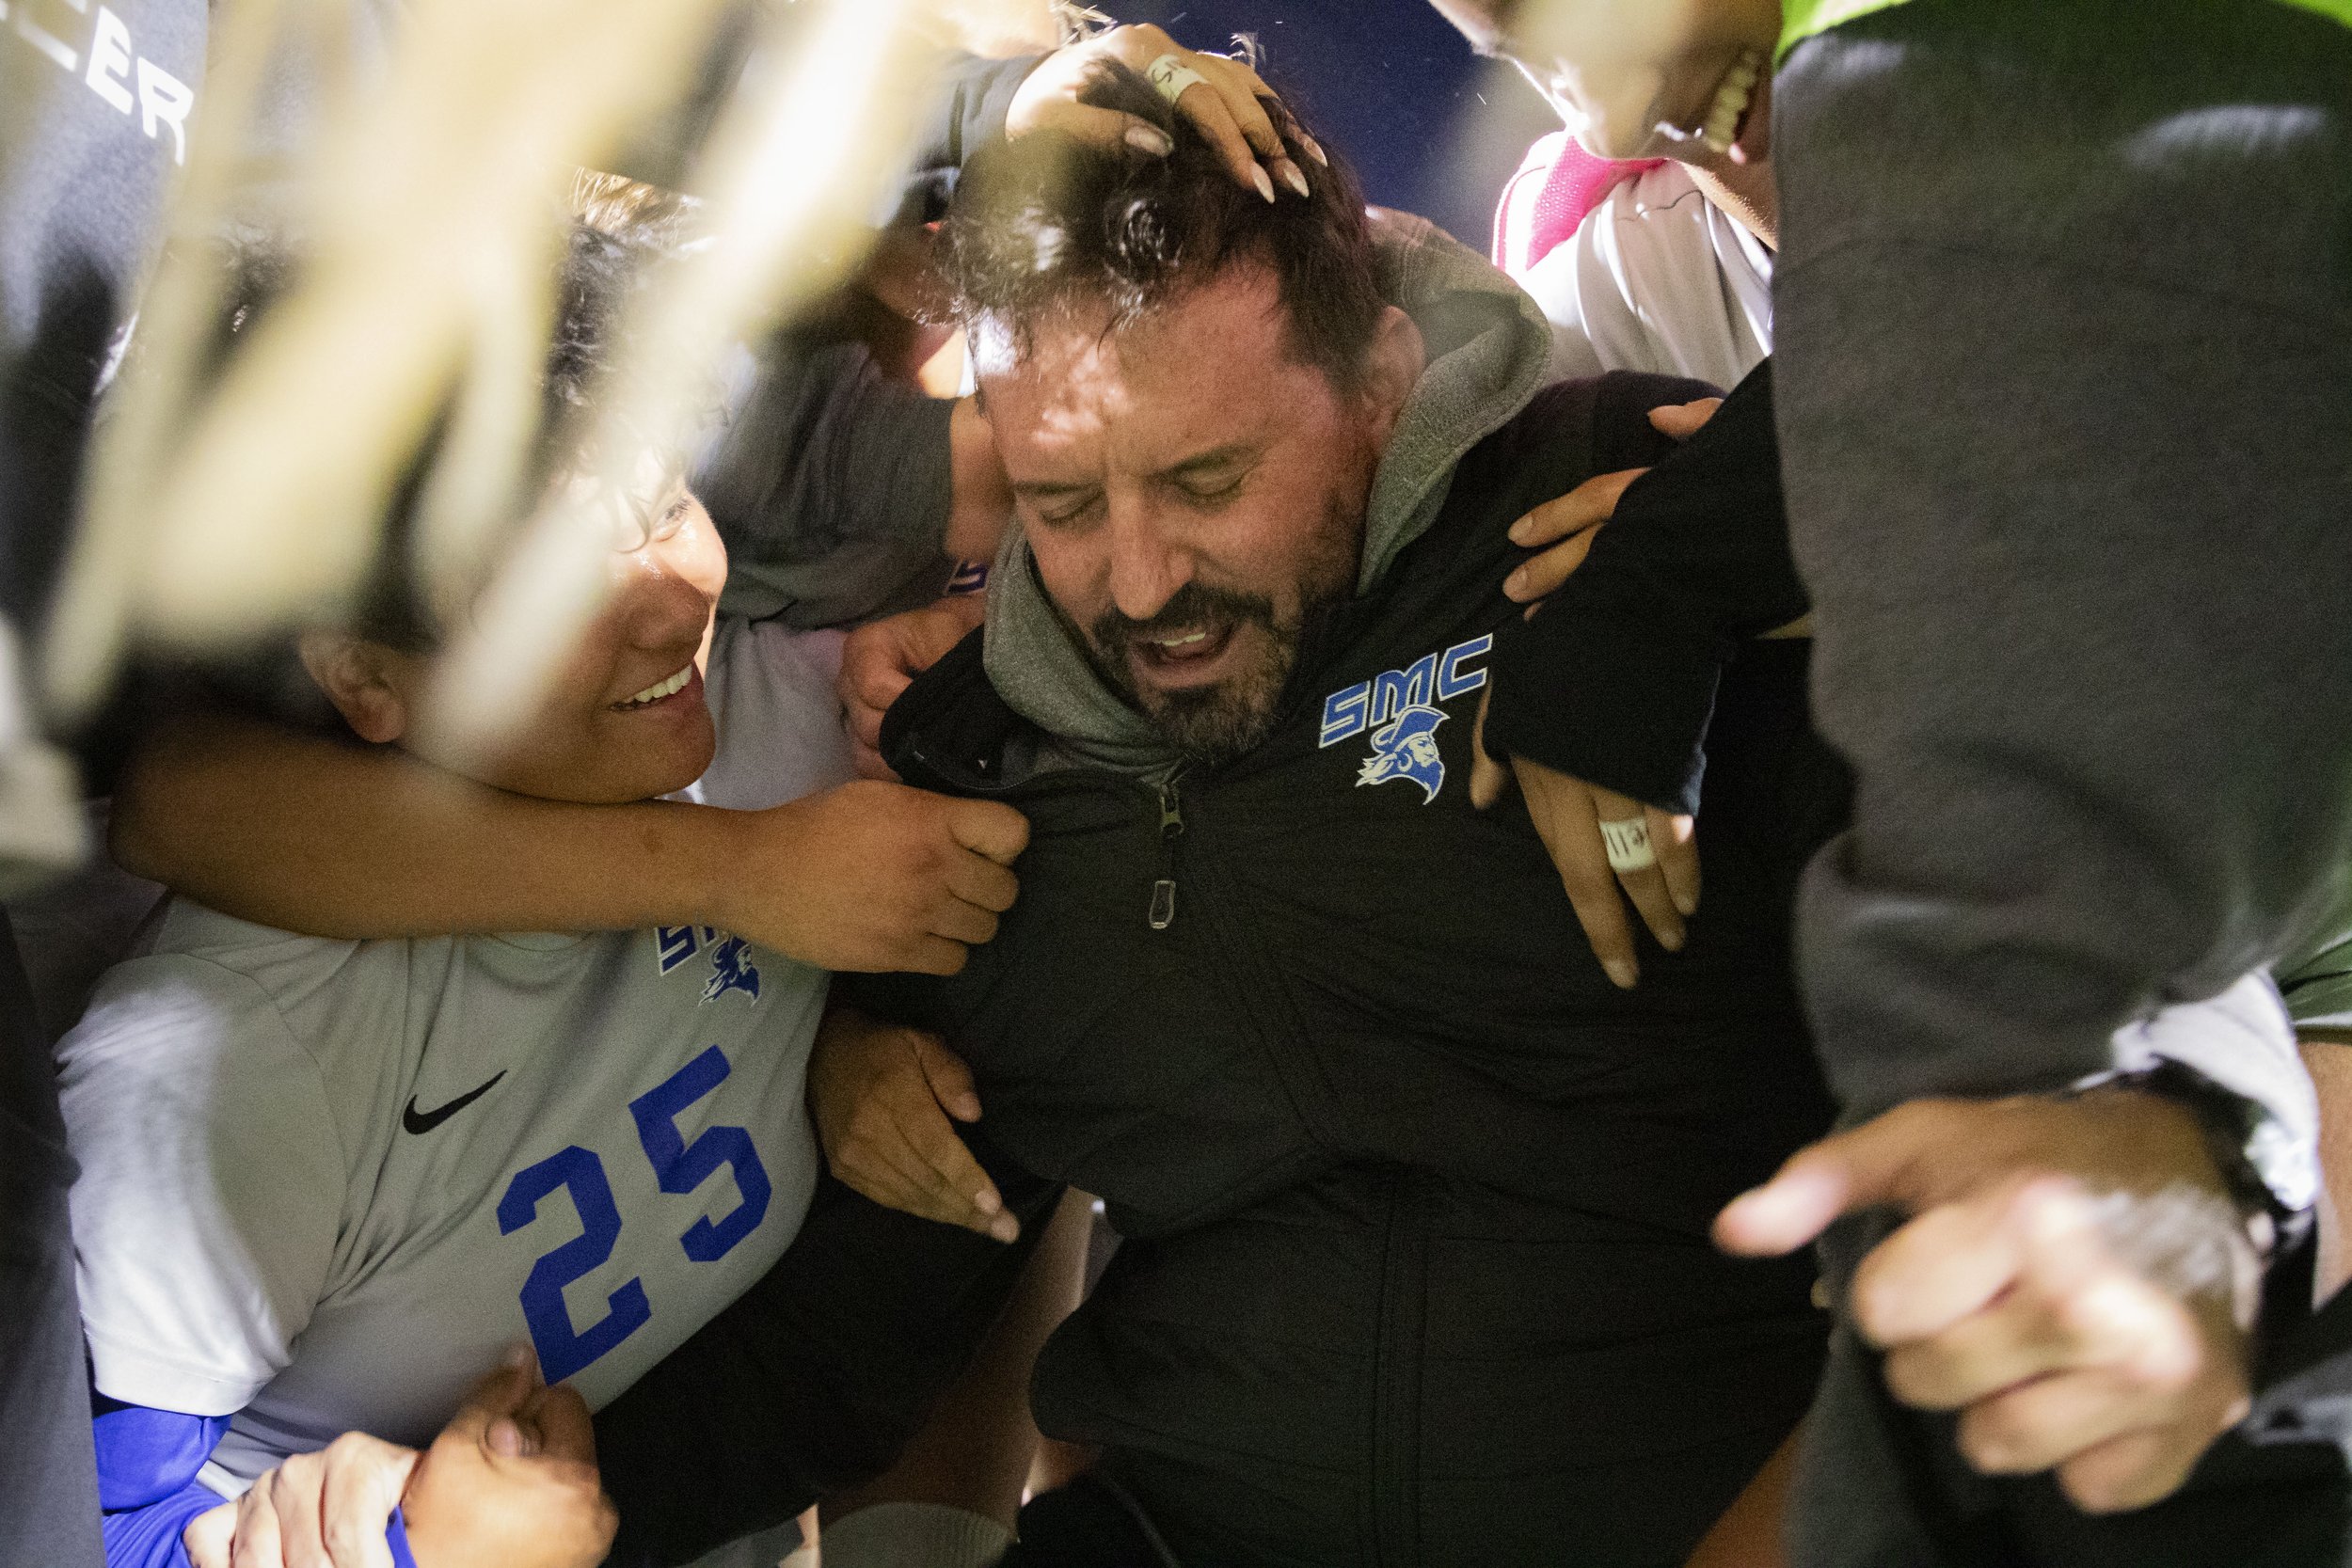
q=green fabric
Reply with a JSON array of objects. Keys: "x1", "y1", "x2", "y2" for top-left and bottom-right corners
[
  {"x1": 1779, "y1": 0, "x2": 2352, "y2": 56},
  {"x1": 2280, "y1": 876, "x2": 2352, "y2": 1033}
]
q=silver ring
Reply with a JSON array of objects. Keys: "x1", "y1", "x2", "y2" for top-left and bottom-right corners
[
  {"x1": 1146, "y1": 54, "x2": 1211, "y2": 106},
  {"x1": 1598, "y1": 816, "x2": 1656, "y2": 873}
]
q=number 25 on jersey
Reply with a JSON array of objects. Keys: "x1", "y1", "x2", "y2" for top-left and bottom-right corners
[{"x1": 495, "y1": 1046, "x2": 771, "y2": 1381}]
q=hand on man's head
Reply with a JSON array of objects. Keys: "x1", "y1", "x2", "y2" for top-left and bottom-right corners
[
  {"x1": 1006, "y1": 24, "x2": 1324, "y2": 204},
  {"x1": 1715, "y1": 1090, "x2": 2263, "y2": 1513}
]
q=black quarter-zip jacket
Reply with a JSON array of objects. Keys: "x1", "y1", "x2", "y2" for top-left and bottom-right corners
[{"x1": 868, "y1": 373, "x2": 1853, "y2": 1568}]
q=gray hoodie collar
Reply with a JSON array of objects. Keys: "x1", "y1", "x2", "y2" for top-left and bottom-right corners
[{"x1": 980, "y1": 212, "x2": 1554, "y2": 773}]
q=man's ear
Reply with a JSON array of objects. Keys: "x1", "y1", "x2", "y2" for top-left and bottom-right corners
[
  {"x1": 1358, "y1": 306, "x2": 1426, "y2": 445},
  {"x1": 296, "y1": 631, "x2": 414, "y2": 746}
]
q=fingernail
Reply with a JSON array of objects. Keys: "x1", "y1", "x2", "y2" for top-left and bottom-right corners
[
  {"x1": 1125, "y1": 124, "x2": 1173, "y2": 156},
  {"x1": 1279, "y1": 162, "x2": 1311, "y2": 198},
  {"x1": 953, "y1": 1095, "x2": 983, "y2": 1121},
  {"x1": 1303, "y1": 134, "x2": 1328, "y2": 166},
  {"x1": 1504, "y1": 568, "x2": 1530, "y2": 600},
  {"x1": 974, "y1": 1187, "x2": 1002, "y2": 1215},
  {"x1": 1251, "y1": 165, "x2": 1277, "y2": 203},
  {"x1": 1507, "y1": 515, "x2": 1533, "y2": 543},
  {"x1": 502, "y1": 1342, "x2": 535, "y2": 1370},
  {"x1": 1673, "y1": 889, "x2": 1697, "y2": 917},
  {"x1": 1660, "y1": 925, "x2": 1685, "y2": 952},
  {"x1": 1603, "y1": 958, "x2": 1637, "y2": 989},
  {"x1": 990, "y1": 1213, "x2": 1021, "y2": 1243}
]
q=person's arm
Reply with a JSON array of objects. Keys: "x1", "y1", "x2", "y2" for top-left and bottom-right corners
[
  {"x1": 61, "y1": 961, "x2": 339, "y2": 1566},
  {"x1": 109, "y1": 711, "x2": 1025, "y2": 974},
  {"x1": 593, "y1": 1145, "x2": 1064, "y2": 1568},
  {"x1": 2299, "y1": 1035, "x2": 2352, "y2": 1300},
  {"x1": 1482, "y1": 360, "x2": 1804, "y2": 816},
  {"x1": 1681, "y1": 1424, "x2": 1798, "y2": 1568},
  {"x1": 816, "y1": 1188, "x2": 1092, "y2": 1568},
  {"x1": 1469, "y1": 367, "x2": 1796, "y2": 985}
]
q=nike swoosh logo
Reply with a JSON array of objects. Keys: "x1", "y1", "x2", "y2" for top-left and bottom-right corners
[{"x1": 402, "y1": 1070, "x2": 507, "y2": 1134}]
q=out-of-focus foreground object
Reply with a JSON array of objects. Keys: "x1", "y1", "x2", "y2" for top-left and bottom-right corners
[{"x1": 43, "y1": 0, "x2": 999, "y2": 770}]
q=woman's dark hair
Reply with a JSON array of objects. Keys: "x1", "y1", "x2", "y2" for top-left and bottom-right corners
[{"x1": 939, "y1": 62, "x2": 1386, "y2": 391}]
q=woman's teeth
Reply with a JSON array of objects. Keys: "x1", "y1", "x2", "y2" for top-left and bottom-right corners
[
  {"x1": 1700, "y1": 50, "x2": 1763, "y2": 153},
  {"x1": 618, "y1": 664, "x2": 693, "y2": 707}
]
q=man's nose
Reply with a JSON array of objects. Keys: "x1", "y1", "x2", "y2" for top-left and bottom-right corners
[{"x1": 1104, "y1": 504, "x2": 1193, "y2": 624}]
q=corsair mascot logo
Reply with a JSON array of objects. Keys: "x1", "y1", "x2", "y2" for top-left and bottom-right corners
[
  {"x1": 1357, "y1": 705, "x2": 1449, "y2": 804},
  {"x1": 703, "y1": 935, "x2": 763, "y2": 1004}
]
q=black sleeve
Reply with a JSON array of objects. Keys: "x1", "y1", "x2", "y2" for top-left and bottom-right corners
[
  {"x1": 595, "y1": 1145, "x2": 1062, "y2": 1568},
  {"x1": 1480, "y1": 360, "x2": 1807, "y2": 814},
  {"x1": 697, "y1": 325, "x2": 957, "y2": 628},
  {"x1": 906, "y1": 53, "x2": 1042, "y2": 209}
]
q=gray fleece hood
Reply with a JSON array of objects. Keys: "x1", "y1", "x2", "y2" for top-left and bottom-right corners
[{"x1": 980, "y1": 211, "x2": 1555, "y2": 773}]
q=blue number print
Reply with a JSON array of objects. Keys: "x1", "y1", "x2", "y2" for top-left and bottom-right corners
[
  {"x1": 628, "y1": 1046, "x2": 771, "y2": 1263},
  {"x1": 496, "y1": 1146, "x2": 652, "y2": 1382}
]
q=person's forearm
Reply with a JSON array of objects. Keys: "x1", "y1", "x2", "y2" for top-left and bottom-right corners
[
  {"x1": 1680, "y1": 1423, "x2": 1797, "y2": 1568},
  {"x1": 111, "y1": 713, "x2": 739, "y2": 940},
  {"x1": 2300, "y1": 1036, "x2": 2352, "y2": 1299}
]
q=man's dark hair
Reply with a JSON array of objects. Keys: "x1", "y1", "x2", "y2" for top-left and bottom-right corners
[{"x1": 940, "y1": 62, "x2": 1385, "y2": 390}]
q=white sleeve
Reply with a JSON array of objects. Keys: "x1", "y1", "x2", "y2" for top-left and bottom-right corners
[
  {"x1": 58, "y1": 954, "x2": 345, "y2": 1416},
  {"x1": 1516, "y1": 166, "x2": 1759, "y2": 388},
  {"x1": 2099, "y1": 974, "x2": 2321, "y2": 1217}
]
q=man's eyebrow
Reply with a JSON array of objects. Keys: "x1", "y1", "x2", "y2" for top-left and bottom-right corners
[
  {"x1": 1153, "y1": 443, "x2": 1261, "y2": 483},
  {"x1": 1009, "y1": 478, "x2": 1099, "y2": 499}
]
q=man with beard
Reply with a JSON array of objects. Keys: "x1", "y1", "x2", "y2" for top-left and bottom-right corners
[{"x1": 701, "y1": 66, "x2": 1862, "y2": 1566}]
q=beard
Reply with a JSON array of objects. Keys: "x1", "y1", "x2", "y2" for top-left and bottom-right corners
[
  {"x1": 1087, "y1": 498, "x2": 1359, "y2": 766},
  {"x1": 1091, "y1": 580, "x2": 1299, "y2": 764}
]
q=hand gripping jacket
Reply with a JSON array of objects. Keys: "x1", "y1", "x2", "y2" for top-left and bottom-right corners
[{"x1": 872, "y1": 375, "x2": 1854, "y2": 1567}]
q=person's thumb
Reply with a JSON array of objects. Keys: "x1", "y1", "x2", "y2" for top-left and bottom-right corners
[
  {"x1": 182, "y1": 1500, "x2": 237, "y2": 1568},
  {"x1": 915, "y1": 1033, "x2": 983, "y2": 1122},
  {"x1": 518, "y1": 1383, "x2": 599, "y2": 1466},
  {"x1": 1018, "y1": 100, "x2": 1175, "y2": 157},
  {"x1": 1648, "y1": 397, "x2": 1722, "y2": 441},
  {"x1": 445, "y1": 1344, "x2": 542, "y2": 1447},
  {"x1": 1714, "y1": 1116, "x2": 1931, "y2": 1256}
]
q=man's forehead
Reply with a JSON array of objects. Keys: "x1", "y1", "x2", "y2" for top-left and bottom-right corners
[{"x1": 971, "y1": 269, "x2": 1325, "y2": 462}]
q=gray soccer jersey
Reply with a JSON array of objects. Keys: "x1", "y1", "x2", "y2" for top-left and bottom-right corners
[{"x1": 57, "y1": 620, "x2": 854, "y2": 1496}]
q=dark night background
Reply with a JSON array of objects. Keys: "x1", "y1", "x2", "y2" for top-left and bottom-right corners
[{"x1": 1098, "y1": 0, "x2": 1563, "y2": 248}]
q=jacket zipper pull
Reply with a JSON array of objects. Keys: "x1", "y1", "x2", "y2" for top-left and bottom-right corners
[{"x1": 1150, "y1": 779, "x2": 1184, "y2": 930}]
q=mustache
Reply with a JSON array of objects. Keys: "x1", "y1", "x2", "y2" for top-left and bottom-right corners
[{"x1": 1090, "y1": 581, "x2": 1278, "y2": 658}]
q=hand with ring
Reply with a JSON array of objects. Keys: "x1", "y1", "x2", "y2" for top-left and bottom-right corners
[
  {"x1": 1004, "y1": 24, "x2": 1324, "y2": 203},
  {"x1": 1470, "y1": 688, "x2": 1698, "y2": 989}
]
